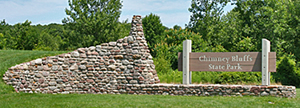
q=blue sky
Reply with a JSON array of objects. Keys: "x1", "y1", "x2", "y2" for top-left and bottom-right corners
[{"x1": 0, "y1": 0, "x2": 234, "y2": 28}]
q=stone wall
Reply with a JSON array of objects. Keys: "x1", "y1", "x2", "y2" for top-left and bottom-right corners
[
  {"x1": 2, "y1": 15, "x2": 296, "y2": 98},
  {"x1": 3, "y1": 15, "x2": 160, "y2": 94},
  {"x1": 111, "y1": 84, "x2": 295, "y2": 98}
]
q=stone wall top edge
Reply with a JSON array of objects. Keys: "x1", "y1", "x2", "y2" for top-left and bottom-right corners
[{"x1": 128, "y1": 83, "x2": 295, "y2": 87}]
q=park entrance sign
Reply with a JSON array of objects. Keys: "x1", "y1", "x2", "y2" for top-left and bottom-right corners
[
  {"x1": 178, "y1": 52, "x2": 276, "y2": 72},
  {"x1": 178, "y1": 39, "x2": 276, "y2": 85}
]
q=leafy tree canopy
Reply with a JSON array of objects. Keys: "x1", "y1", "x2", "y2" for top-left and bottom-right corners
[{"x1": 63, "y1": 0, "x2": 123, "y2": 46}]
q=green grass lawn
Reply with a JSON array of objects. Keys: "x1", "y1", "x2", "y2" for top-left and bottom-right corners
[
  {"x1": 0, "y1": 50, "x2": 299, "y2": 108},
  {"x1": 0, "y1": 91, "x2": 299, "y2": 108}
]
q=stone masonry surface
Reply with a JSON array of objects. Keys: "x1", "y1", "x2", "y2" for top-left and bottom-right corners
[{"x1": 2, "y1": 15, "x2": 296, "y2": 98}]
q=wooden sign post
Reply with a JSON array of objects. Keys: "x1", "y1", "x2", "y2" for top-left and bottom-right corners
[{"x1": 178, "y1": 39, "x2": 276, "y2": 85}]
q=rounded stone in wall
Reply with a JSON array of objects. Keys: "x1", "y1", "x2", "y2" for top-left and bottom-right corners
[
  {"x1": 71, "y1": 51, "x2": 80, "y2": 57},
  {"x1": 89, "y1": 46, "x2": 96, "y2": 51},
  {"x1": 35, "y1": 59, "x2": 42, "y2": 65},
  {"x1": 127, "y1": 36, "x2": 134, "y2": 43}
]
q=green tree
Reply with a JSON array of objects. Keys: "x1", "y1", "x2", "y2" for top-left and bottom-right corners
[
  {"x1": 1, "y1": 20, "x2": 38, "y2": 50},
  {"x1": 187, "y1": 0, "x2": 230, "y2": 45},
  {"x1": 154, "y1": 29, "x2": 227, "y2": 70},
  {"x1": 142, "y1": 13, "x2": 167, "y2": 56},
  {"x1": 284, "y1": 0, "x2": 300, "y2": 62},
  {"x1": 0, "y1": 19, "x2": 10, "y2": 33},
  {"x1": 232, "y1": 0, "x2": 290, "y2": 51},
  {"x1": 0, "y1": 33, "x2": 4, "y2": 49},
  {"x1": 0, "y1": 20, "x2": 11, "y2": 49},
  {"x1": 232, "y1": 37, "x2": 256, "y2": 52},
  {"x1": 273, "y1": 56, "x2": 300, "y2": 87},
  {"x1": 63, "y1": 0, "x2": 122, "y2": 46},
  {"x1": 173, "y1": 25, "x2": 181, "y2": 30},
  {"x1": 34, "y1": 30, "x2": 63, "y2": 51},
  {"x1": 37, "y1": 23, "x2": 64, "y2": 39},
  {"x1": 218, "y1": 11, "x2": 245, "y2": 51},
  {"x1": 61, "y1": 29, "x2": 94, "y2": 50},
  {"x1": 118, "y1": 19, "x2": 131, "y2": 38}
]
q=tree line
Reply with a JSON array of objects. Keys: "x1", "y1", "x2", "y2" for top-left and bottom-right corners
[
  {"x1": 1, "y1": 0, "x2": 300, "y2": 86},
  {"x1": 0, "y1": 19, "x2": 130, "y2": 51},
  {"x1": 0, "y1": 0, "x2": 130, "y2": 51}
]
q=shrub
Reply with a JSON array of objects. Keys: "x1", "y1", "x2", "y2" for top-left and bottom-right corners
[
  {"x1": 153, "y1": 29, "x2": 227, "y2": 70},
  {"x1": 217, "y1": 72, "x2": 261, "y2": 84},
  {"x1": 273, "y1": 55, "x2": 300, "y2": 87}
]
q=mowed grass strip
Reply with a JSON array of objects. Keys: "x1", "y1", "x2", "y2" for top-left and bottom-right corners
[
  {"x1": 0, "y1": 91, "x2": 299, "y2": 108},
  {"x1": 0, "y1": 50, "x2": 299, "y2": 108}
]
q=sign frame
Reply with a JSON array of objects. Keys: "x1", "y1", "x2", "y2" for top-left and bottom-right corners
[{"x1": 178, "y1": 39, "x2": 276, "y2": 85}]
